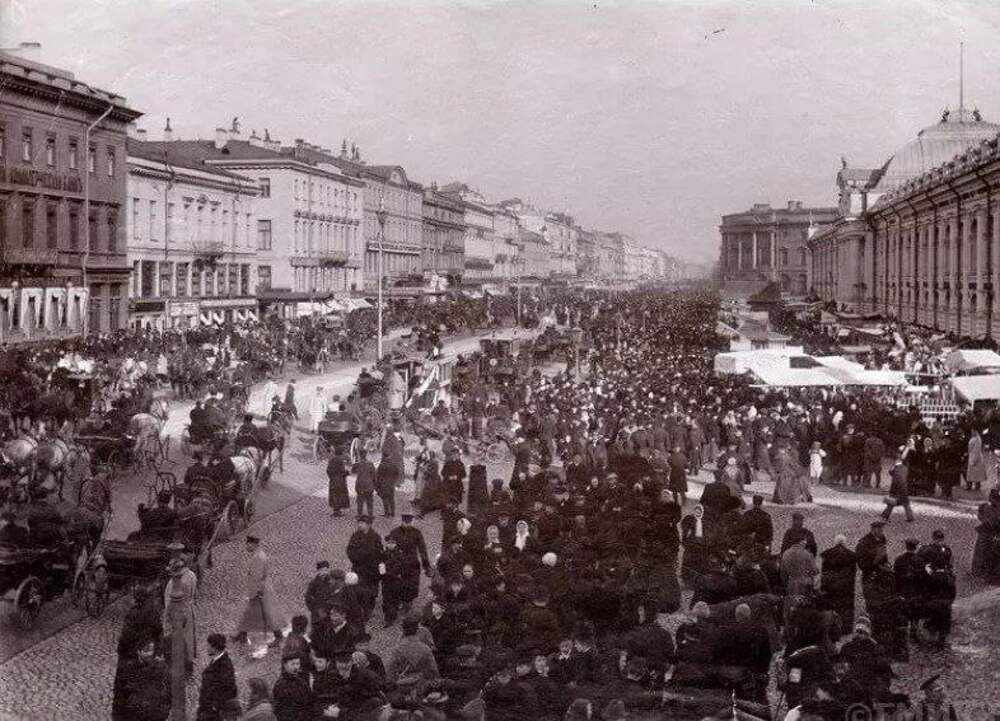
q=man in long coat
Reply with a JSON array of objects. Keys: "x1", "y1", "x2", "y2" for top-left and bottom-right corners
[
  {"x1": 346, "y1": 515, "x2": 383, "y2": 622},
  {"x1": 196, "y1": 634, "x2": 237, "y2": 721},
  {"x1": 819, "y1": 533, "x2": 857, "y2": 634},
  {"x1": 386, "y1": 514, "x2": 432, "y2": 611},
  {"x1": 234, "y1": 535, "x2": 284, "y2": 649}
]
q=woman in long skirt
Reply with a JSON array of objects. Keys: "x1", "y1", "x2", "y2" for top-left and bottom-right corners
[{"x1": 326, "y1": 451, "x2": 350, "y2": 517}]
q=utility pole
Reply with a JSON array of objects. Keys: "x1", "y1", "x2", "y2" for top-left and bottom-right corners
[{"x1": 375, "y1": 193, "x2": 387, "y2": 360}]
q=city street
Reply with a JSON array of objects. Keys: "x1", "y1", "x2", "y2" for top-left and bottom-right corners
[{"x1": 0, "y1": 342, "x2": 994, "y2": 721}]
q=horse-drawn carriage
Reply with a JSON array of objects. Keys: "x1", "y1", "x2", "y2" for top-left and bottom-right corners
[
  {"x1": 0, "y1": 541, "x2": 86, "y2": 627},
  {"x1": 478, "y1": 330, "x2": 534, "y2": 382},
  {"x1": 76, "y1": 451, "x2": 260, "y2": 618},
  {"x1": 316, "y1": 410, "x2": 358, "y2": 459}
]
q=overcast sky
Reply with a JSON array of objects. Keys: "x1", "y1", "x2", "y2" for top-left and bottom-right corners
[{"x1": 4, "y1": 0, "x2": 999, "y2": 261}]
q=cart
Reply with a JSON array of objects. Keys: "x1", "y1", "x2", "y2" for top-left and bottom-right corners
[{"x1": 0, "y1": 542, "x2": 85, "y2": 627}]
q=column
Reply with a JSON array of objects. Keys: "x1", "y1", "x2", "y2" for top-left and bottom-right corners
[
  {"x1": 911, "y1": 225, "x2": 919, "y2": 323},
  {"x1": 770, "y1": 231, "x2": 777, "y2": 276},
  {"x1": 153, "y1": 261, "x2": 161, "y2": 297},
  {"x1": 134, "y1": 261, "x2": 143, "y2": 299},
  {"x1": 949, "y1": 216, "x2": 960, "y2": 332},
  {"x1": 993, "y1": 203, "x2": 1000, "y2": 336},
  {"x1": 737, "y1": 236, "x2": 743, "y2": 271},
  {"x1": 977, "y1": 207, "x2": 988, "y2": 335},
  {"x1": 751, "y1": 232, "x2": 758, "y2": 269}
]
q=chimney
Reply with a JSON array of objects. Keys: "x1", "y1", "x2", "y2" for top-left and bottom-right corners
[
  {"x1": 214, "y1": 127, "x2": 228, "y2": 150},
  {"x1": 163, "y1": 118, "x2": 173, "y2": 142}
]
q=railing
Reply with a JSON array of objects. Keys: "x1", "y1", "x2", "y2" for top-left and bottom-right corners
[
  {"x1": 2, "y1": 248, "x2": 59, "y2": 265},
  {"x1": 318, "y1": 249, "x2": 350, "y2": 267},
  {"x1": 191, "y1": 241, "x2": 226, "y2": 261}
]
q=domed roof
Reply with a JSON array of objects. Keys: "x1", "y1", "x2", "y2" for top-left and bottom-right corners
[{"x1": 874, "y1": 108, "x2": 1000, "y2": 191}]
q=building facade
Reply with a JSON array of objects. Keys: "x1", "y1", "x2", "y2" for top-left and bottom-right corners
[
  {"x1": 491, "y1": 207, "x2": 521, "y2": 287},
  {"x1": 810, "y1": 108, "x2": 1000, "y2": 322},
  {"x1": 302, "y1": 143, "x2": 423, "y2": 294},
  {"x1": 576, "y1": 228, "x2": 597, "y2": 279},
  {"x1": 518, "y1": 228, "x2": 550, "y2": 284},
  {"x1": 719, "y1": 201, "x2": 838, "y2": 297},
  {"x1": 0, "y1": 49, "x2": 141, "y2": 341},
  {"x1": 863, "y1": 112, "x2": 1000, "y2": 338},
  {"x1": 545, "y1": 212, "x2": 578, "y2": 278},
  {"x1": 134, "y1": 128, "x2": 366, "y2": 310},
  {"x1": 126, "y1": 134, "x2": 261, "y2": 329},
  {"x1": 421, "y1": 187, "x2": 466, "y2": 283},
  {"x1": 440, "y1": 183, "x2": 498, "y2": 286}
]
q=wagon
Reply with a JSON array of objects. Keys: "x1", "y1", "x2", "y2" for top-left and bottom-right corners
[
  {"x1": 0, "y1": 542, "x2": 83, "y2": 627},
  {"x1": 316, "y1": 412, "x2": 357, "y2": 459}
]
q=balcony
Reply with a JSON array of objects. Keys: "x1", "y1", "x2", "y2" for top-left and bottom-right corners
[
  {"x1": 191, "y1": 240, "x2": 226, "y2": 264},
  {"x1": 1, "y1": 248, "x2": 59, "y2": 266},
  {"x1": 318, "y1": 249, "x2": 350, "y2": 268},
  {"x1": 85, "y1": 251, "x2": 129, "y2": 270}
]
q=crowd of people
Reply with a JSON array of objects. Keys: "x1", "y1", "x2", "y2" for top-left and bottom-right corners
[{"x1": 102, "y1": 288, "x2": 984, "y2": 721}]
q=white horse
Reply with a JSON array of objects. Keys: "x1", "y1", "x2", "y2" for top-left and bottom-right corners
[
  {"x1": 128, "y1": 398, "x2": 170, "y2": 463},
  {"x1": 231, "y1": 447, "x2": 263, "y2": 497}
]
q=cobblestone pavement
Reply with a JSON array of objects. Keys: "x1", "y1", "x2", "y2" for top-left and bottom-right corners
[{"x1": 0, "y1": 343, "x2": 997, "y2": 718}]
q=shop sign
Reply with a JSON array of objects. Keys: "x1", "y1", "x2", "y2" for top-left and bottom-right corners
[{"x1": 170, "y1": 301, "x2": 199, "y2": 317}]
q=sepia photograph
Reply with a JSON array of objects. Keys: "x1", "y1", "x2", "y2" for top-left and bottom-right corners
[{"x1": 0, "y1": 1, "x2": 999, "y2": 719}]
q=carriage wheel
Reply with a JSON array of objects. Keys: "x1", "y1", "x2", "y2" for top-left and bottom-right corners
[
  {"x1": 84, "y1": 566, "x2": 109, "y2": 618},
  {"x1": 487, "y1": 442, "x2": 509, "y2": 464},
  {"x1": 15, "y1": 577, "x2": 44, "y2": 627},
  {"x1": 223, "y1": 501, "x2": 240, "y2": 539}
]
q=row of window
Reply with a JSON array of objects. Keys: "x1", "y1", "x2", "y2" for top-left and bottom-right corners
[
  {"x1": 290, "y1": 177, "x2": 359, "y2": 211},
  {"x1": 0, "y1": 122, "x2": 114, "y2": 175},
  {"x1": 130, "y1": 197, "x2": 254, "y2": 247},
  {"x1": 133, "y1": 260, "x2": 252, "y2": 299},
  {"x1": 292, "y1": 266, "x2": 353, "y2": 293},
  {"x1": 292, "y1": 219, "x2": 358, "y2": 255},
  {"x1": 363, "y1": 250, "x2": 420, "y2": 275},
  {"x1": 0, "y1": 196, "x2": 115, "y2": 252}
]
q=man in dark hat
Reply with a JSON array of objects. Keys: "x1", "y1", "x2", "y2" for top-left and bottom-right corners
[
  {"x1": 196, "y1": 633, "x2": 237, "y2": 721},
  {"x1": 353, "y1": 632, "x2": 386, "y2": 679},
  {"x1": 893, "y1": 538, "x2": 927, "y2": 638},
  {"x1": 304, "y1": 561, "x2": 337, "y2": 624},
  {"x1": 387, "y1": 513, "x2": 432, "y2": 613},
  {"x1": 856, "y1": 520, "x2": 887, "y2": 580},
  {"x1": 780, "y1": 512, "x2": 818, "y2": 556},
  {"x1": 311, "y1": 604, "x2": 359, "y2": 661},
  {"x1": 346, "y1": 515, "x2": 383, "y2": 623},
  {"x1": 313, "y1": 648, "x2": 385, "y2": 719},
  {"x1": 441, "y1": 643, "x2": 489, "y2": 714},
  {"x1": 139, "y1": 490, "x2": 177, "y2": 541},
  {"x1": 740, "y1": 494, "x2": 774, "y2": 552}
]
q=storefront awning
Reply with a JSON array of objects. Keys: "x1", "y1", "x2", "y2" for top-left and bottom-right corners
[
  {"x1": 212, "y1": 312, "x2": 225, "y2": 325},
  {"x1": 199, "y1": 313, "x2": 212, "y2": 325},
  {"x1": 246, "y1": 310, "x2": 258, "y2": 322},
  {"x1": 343, "y1": 298, "x2": 372, "y2": 312}
]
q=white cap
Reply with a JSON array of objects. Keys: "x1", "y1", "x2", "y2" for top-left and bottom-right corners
[{"x1": 542, "y1": 552, "x2": 557, "y2": 567}]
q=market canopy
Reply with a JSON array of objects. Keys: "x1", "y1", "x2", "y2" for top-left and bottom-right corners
[
  {"x1": 950, "y1": 375, "x2": 1000, "y2": 403},
  {"x1": 945, "y1": 349, "x2": 1000, "y2": 374}
]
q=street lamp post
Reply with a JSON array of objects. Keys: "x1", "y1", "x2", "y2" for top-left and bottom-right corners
[{"x1": 375, "y1": 193, "x2": 387, "y2": 360}]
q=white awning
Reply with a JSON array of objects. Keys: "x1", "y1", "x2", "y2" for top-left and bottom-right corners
[
  {"x1": 343, "y1": 298, "x2": 372, "y2": 312},
  {"x1": 246, "y1": 310, "x2": 258, "y2": 322},
  {"x1": 199, "y1": 313, "x2": 212, "y2": 325},
  {"x1": 212, "y1": 312, "x2": 225, "y2": 325}
]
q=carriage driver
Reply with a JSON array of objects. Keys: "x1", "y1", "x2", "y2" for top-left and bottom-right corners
[
  {"x1": 236, "y1": 414, "x2": 261, "y2": 447},
  {"x1": 138, "y1": 490, "x2": 178, "y2": 541}
]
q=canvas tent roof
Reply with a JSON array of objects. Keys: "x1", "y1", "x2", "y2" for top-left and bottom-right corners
[
  {"x1": 945, "y1": 349, "x2": 1000, "y2": 374},
  {"x1": 951, "y1": 375, "x2": 1000, "y2": 403}
]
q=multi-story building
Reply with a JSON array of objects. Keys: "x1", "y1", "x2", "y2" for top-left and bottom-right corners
[
  {"x1": 517, "y1": 227, "x2": 550, "y2": 285},
  {"x1": 0, "y1": 47, "x2": 142, "y2": 341},
  {"x1": 439, "y1": 183, "x2": 498, "y2": 287},
  {"x1": 857, "y1": 108, "x2": 1000, "y2": 338},
  {"x1": 490, "y1": 207, "x2": 521, "y2": 288},
  {"x1": 809, "y1": 106, "x2": 1000, "y2": 322},
  {"x1": 297, "y1": 142, "x2": 423, "y2": 295},
  {"x1": 595, "y1": 232, "x2": 626, "y2": 283},
  {"x1": 421, "y1": 186, "x2": 466, "y2": 284},
  {"x1": 545, "y1": 212, "x2": 578, "y2": 279},
  {"x1": 126, "y1": 132, "x2": 261, "y2": 329},
  {"x1": 576, "y1": 228, "x2": 597, "y2": 279},
  {"x1": 134, "y1": 127, "x2": 366, "y2": 313},
  {"x1": 719, "y1": 201, "x2": 838, "y2": 297}
]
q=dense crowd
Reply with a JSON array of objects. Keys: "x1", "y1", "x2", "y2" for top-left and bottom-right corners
[{"x1": 103, "y1": 288, "x2": 987, "y2": 721}]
